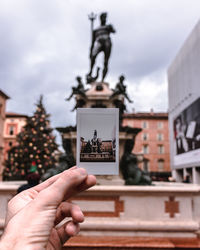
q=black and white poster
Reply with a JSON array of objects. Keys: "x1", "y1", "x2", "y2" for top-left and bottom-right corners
[{"x1": 173, "y1": 97, "x2": 200, "y2": 166}]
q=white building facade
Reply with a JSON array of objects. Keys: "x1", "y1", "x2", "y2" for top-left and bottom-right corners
[{"x1": 168, "y1": 20, "x2": 200, "y2": 183}]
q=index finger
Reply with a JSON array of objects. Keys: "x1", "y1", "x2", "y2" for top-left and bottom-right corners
[
  {"x1": 33, "y1": 166, "x2": 77, "y2": 192},
  {"x1": 36, "y1": 168, "x2": 96, "y2": 207}
]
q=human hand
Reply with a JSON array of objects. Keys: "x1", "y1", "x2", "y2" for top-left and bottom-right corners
[{"x1": 0, "y1": 167, "x2": 96, "y2": 249}]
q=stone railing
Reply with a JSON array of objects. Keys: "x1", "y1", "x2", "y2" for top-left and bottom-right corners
[
  {"x1": 1, "y1": 181, "x2": 200, "y2": 238},
  {"x1": 0, "y1": 181, "x2": 25, "y2": 234}
]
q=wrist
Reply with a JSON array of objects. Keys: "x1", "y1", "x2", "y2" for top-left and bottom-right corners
[
  {"x1": 0, "y1": 238, "x2": 34, "y2": 250},
  {"x1": 0, "y1": 232, "x2": 16, "y2": 250},
  {"x1": 0, "y1": 238, "x2": 14, "y2": 250},
  {"x1": 0, "y1": 231, "x2": 43, "y2": 250}
]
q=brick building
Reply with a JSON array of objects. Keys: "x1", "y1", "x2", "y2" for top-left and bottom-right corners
[
  {"x1": 123, "y1": 111, "x2": 171, "y2": 180},
  {"x1": 3, "y1": 112, "x2": 28, "y2": 162},
  {"x1": 0, "y1": 90, "x2": 10, "y2": 179}
]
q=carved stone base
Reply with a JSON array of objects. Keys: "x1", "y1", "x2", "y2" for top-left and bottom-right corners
[{"x1": 96, "y1": 175, "x2": 125, "y2": 186}]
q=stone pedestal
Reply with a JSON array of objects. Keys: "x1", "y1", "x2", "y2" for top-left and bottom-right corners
[
  {"x1": 96, "y1": 175, "x2": 124, "y2": 185},
  {"x1": 61, "y1": 129, "x2": 139, "y2": 185},
  {"x1": 57, "y1": 81, "x2": 142, "y2": 184},
  {"x1": 1, "y1": 181, "x2": 200, "y2": 239},
  {"x1": 83, "y1": 82, "x2": 115, "y2": 108}
]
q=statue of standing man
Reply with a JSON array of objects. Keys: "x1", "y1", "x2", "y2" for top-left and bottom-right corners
[{"x1": 87, "y1": 12, "x2": 116, "y2": 83}]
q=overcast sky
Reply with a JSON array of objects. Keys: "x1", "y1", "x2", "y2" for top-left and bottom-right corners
[
  {"x1": 79, "y1": 113, "x2": 116, "y2": 141},
  {"x1": 1, "y1": 0, "x2": 200, "y2": 147}
]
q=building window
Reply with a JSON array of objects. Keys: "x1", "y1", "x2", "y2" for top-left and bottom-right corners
[
  {"x1": 158, "y1": 159, "x2": 164, "y2": 171},
  {"x1": 142, "y1": 133, "x2": 148, "y2": 141},
  {"x1": 157, "y1": 133, "x2": 163, "y2": 141},
  {"x1": 157, "y1": 122, "x2": 163, "y2": 129},
  {"x1": 9, "y1": 125, "x2": 14, "y2": 135},
  {"x1": 158, "y1": 145, "x2": 164, "y2": 154},
  {"x1": 9, "y1": 141, "x2": 13, "y2": 147},
  {"x1": 143, "y1": 145, "x2": 149, "y2": 154},
  {"x1": 143, "y1": 159, "x2": 149, "y2": 172},
  {"x1": 142, "y1": 121, "x2": 148, "y2": 129}
]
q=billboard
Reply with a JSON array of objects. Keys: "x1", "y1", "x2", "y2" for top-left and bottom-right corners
[{"x1": 173, "y1": 97, "x2": 200, "y2": 166}]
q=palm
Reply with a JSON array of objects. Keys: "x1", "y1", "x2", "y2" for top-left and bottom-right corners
[{"x1": 3, "y1": 168, "x2": 96, "y2": 250}]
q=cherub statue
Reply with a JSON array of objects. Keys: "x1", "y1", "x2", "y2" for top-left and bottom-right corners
[
  {"x1": 111, "y1": 75, "x2": 133, "y2": 103},
  {"x1": 66, "y1": 76, "x2": 86, "y2": 101},
  {"x1": 120, "y1": 139, "x2": 152, "y2": 185}
]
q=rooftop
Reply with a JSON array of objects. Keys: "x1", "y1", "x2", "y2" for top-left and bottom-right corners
[
  {"x1": 0, "y1": 90, "x2": 10, "y2": 99},
  {"x1": 123, "y1": 112, "x2": 168, "y2": 119},
  {"x1": 6, "y1": 112, "x2": 28, "y2": 118}
]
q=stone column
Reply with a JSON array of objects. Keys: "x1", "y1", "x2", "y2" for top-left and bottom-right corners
[
  {"x1": 192, "y1": 167, "x2": 200, "y2": 184},
  {"x1": 172, "y1": 169, "x2": 183, "y2": 182}
]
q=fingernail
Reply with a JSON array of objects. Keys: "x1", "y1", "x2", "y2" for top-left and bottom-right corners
[
  {"x1": 70, "y1": 166, "x2": 78, "y2": 170},
  {"x1": 77, "y1": 168, "x2": 87, "y2": 175},
  {"x1": 68, "y1": 222, "x2": 79, "y2": 235}
]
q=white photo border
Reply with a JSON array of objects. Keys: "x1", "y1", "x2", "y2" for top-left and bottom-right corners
[{"x1": 76, "y1": 108, "x2": 119, "y2": 175}]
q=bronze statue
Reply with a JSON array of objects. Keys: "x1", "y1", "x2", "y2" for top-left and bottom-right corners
[
  {"x1": 111, "y1": 75, "x2": 133, "y2": 103},
  {"x1": 66, "y1": 76, "x2": 86, "y2": 101},
  {"x1": 87, "y1": 12, "x2": 116, "y2": 83},
  {"x1": 113, "y1": 99, "x2": 127, "y2": 127},
  {"x1": 86, "y1": 67, "x2": 100, "y2": 84},
  {"x1": 71, "y1": 99, "x2": 86, "y2": 112},
  {"x1": 120, "y1": 138, "x2": 152, "y2": 185}
]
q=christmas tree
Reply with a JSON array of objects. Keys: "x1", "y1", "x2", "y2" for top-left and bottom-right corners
[{"x1": 3, "y1": 95, "x2": 58, "y2": 180}]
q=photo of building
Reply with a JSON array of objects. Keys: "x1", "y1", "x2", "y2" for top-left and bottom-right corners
[{"x1": 80, "y1": 129, "x2": 115, "y2": 162}]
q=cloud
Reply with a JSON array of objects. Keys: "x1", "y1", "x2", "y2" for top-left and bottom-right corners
[
  {"x1": 127, "y1": 72, "x2": 168, "y2": 113},
  {"x1": 0, "y1": 0, "x2": 200, "y2": 148}
]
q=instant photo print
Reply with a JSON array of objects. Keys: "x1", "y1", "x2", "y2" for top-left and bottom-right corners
[{"x1": 76, "y1": 108, "x2": 119, "y2": 175}]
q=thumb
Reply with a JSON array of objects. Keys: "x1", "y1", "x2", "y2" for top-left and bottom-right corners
[{"x1": 35, "y1": 168, "x2": 88, "y2": 207}]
